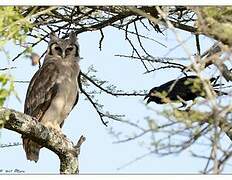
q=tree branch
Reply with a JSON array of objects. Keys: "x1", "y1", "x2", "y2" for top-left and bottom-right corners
[
  {"x1": 0, "y1": 107, "x2": 85, "y2": 174},
  {"x1": 172, "y1": 109, "x2": 232, "y2": 142},
  {"x1": 200, "y1": 42, "x2": 232, "y2": 82}
]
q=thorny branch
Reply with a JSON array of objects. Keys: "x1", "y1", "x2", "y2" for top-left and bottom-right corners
[
  {"x1": 81, "y1": 87, "x2": 109, "y2": 126},
  {"x1": 80, "y1": 71, "x2": 146, "y2": 97},
  {"x1": 79, "y1": 71, "x2": 147, "y2": 127}
]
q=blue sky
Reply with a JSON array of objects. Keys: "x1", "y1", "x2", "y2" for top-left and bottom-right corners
[{"x1": 0, "y1": 20, "x2": 231, "y2": 174}]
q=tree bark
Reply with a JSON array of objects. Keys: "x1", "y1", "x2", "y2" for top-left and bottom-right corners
[{"x1": 0, "y1": 107, "x2": 85, "y2": 174}]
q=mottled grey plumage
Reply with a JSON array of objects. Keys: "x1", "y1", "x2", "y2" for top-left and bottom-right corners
[{"x1": 23, "y1": 31, "x2": 80, "y2": 162}]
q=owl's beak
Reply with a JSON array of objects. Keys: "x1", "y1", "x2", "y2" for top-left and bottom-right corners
[{"x1": 62, "y1": 52, "x2": 66, "y2": 59}]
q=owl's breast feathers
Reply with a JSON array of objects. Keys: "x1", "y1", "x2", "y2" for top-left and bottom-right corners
[{"x1": 24, "y1": 61, "x2": 79, "y2": 125}]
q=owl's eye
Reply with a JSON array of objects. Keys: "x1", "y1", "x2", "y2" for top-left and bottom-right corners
[
  {"x1": 66, "y1": 47, "x2": 73, "y2": 52},
  {"x1": 55, "y1": 46, "x2": 62, "y2": 52},
  {"x1": 65, "y1": 46, "x2": 74, "y2": 56}
]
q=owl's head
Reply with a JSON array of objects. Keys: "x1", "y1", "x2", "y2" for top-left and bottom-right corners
[{"x1": 47, "y1": 31, "x2": 79, "y2": 60}]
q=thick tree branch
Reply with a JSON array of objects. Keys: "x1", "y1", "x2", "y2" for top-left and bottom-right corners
[
  {"x1": 196, "y1": 7, "x2": 232, "y2": 46},
  {"x1": 127, "y1": 6, "x2": 197, "y2": 34},
  {"x1": 200, "y1": 42, "x2": 232, "y2": 82},
  {"x1": 0, "y1": 107, "x2": 85, "y2": 174}
]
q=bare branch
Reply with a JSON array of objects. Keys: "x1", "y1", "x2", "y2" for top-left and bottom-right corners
[
  {"x1": 0, "y1": 67, "x2": 16, "y2": 71},
  {"x1": 99, "y1": 29, "x2": 104, "y2": 51},
  {"x1": 80, "y1": 71, "x2": 146, "y2": 97},
  {"x1": 81, "y1": 88, "x2": 109, "y2": 126}
]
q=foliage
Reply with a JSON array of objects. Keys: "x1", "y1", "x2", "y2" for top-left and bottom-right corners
[
  {"x1": 0, "y1": 7, "x2": 32, "y2": 128},
  {"x1": 197, "y1": 7, "x2": 232, "y2": 46},
  {"x1": 165, "y1": 109, "x2": 208, "y2": 124},
  {"x1": 0, "y1": 74, "x2": 15, "y2": 128},
  {"x1": 0, "y1": 7, "x2": 32, "y2": 48}
]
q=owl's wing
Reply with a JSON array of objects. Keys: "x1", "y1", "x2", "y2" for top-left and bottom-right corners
[
  {"x1": 24, "y1": 62, "x2": 59, "y2": 121},
  {"x1": 70, "y1": 72, "x2": 81, "y2": 110}
]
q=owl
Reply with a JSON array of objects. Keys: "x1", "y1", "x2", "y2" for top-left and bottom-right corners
[{"x1": 22, "y1": 31, "x2": 80, "y2": 162}]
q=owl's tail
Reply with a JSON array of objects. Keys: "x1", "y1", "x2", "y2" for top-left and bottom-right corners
[{"x1": 22, "y1": 137, "x2": 41, "y2": 162}]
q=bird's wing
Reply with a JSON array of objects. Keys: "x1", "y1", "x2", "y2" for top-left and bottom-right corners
[
  {"x1": 71, "y1": 71, "x2": 81, "y2": 110},
  {"x1": 158, "y1": 76, "x2": 197, "y2": 92},
  {"x1": 24, "y1": 62, "x2": 59, "y2": 121},
  {"x1": 158, "y1": 79, "x2": 176, "y2": 92}
]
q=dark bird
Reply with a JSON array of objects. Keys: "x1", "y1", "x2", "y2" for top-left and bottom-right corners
[{"x1": 144, "y1": 75, "x2": 227, "y2": 105}]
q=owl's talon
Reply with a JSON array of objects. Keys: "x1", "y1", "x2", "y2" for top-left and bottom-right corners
[
  {"x1": 62, "y1": 134, "x2": 67, "y2": 138},
  {"x1": 32, "y1": 117, "x2": 39, "y2": 123}
]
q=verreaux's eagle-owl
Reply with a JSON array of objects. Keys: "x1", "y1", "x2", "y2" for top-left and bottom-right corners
[{"x1": 22, "y1": 31, "x2": 80, "y2": 162}]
